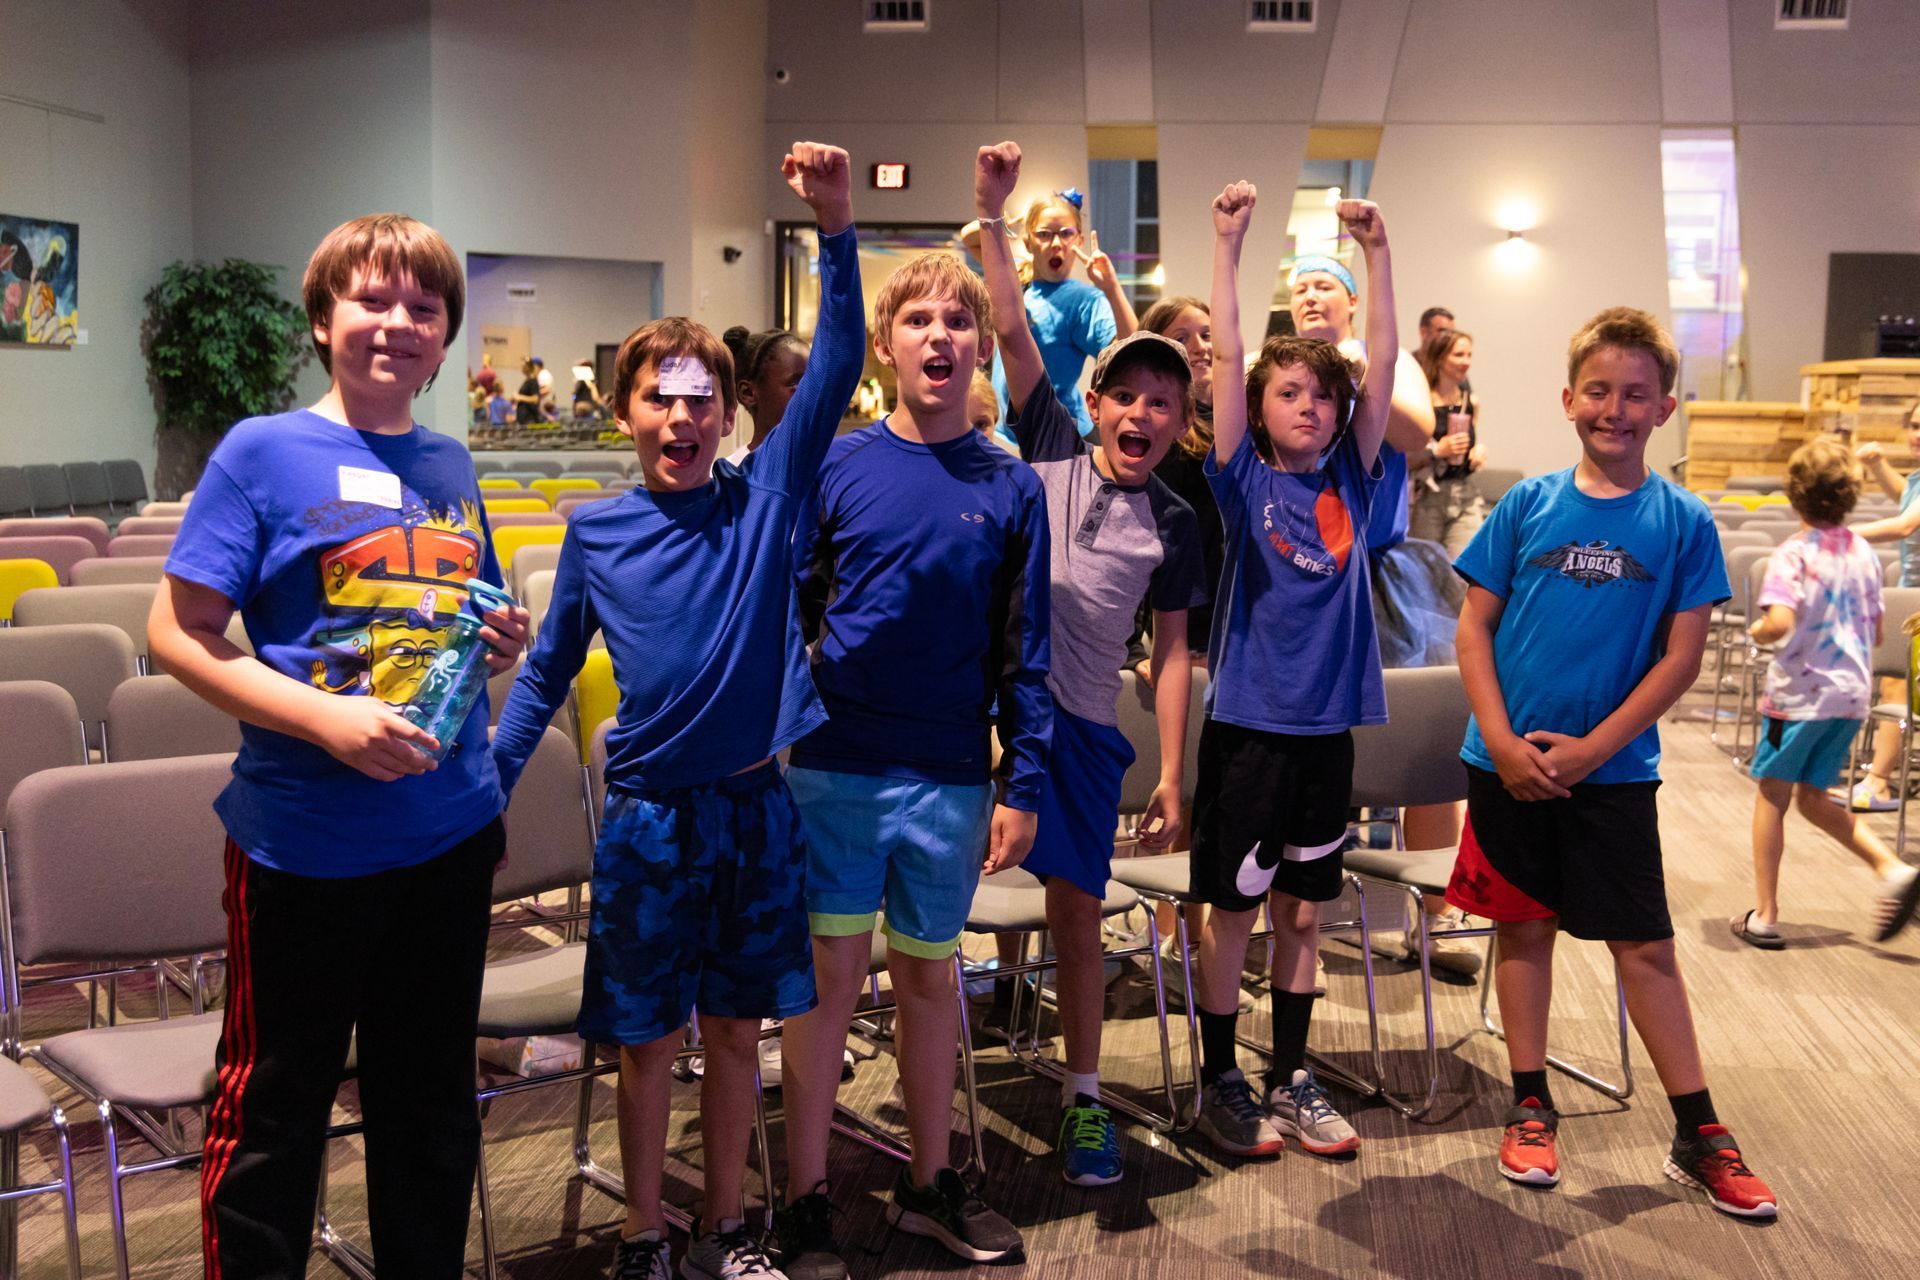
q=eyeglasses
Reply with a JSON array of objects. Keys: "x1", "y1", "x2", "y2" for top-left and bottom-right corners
[{"x1": 1029, "y1": 228, "x2": 1080, "y2": 245}]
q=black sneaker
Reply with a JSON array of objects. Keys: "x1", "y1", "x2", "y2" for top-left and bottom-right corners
[
  {"x1": 886, "y1": 1167, "x2": 1022, "y2": 1263},
  {"x1": 610, "y1": 1231, "x2": 672, "y2": 1280},
  {"x1": 772, "y1": 1183, "x2": 846, "y2": 1280}
]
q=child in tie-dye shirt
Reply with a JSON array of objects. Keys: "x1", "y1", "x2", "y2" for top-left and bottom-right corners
[{"x1": 1738, "y1": 438, "x2": 1917, "y2": 949}]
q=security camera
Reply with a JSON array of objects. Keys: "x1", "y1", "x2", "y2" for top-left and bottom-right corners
[
  {"x1": 722, "y1": 246, "x2": 743, "y2": 264},
  {"x1": 772, "y1": 66, "x2": 790, "y2": 84}
]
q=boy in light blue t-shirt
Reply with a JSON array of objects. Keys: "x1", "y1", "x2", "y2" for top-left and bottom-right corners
[{"x1": 1447, "y1": 306, "x2": 1777, "y2": 1220}]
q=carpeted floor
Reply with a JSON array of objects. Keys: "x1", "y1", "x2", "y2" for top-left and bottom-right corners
[{"x1": 8, "y1": 672, "x2": 1920, "y2": 1278}]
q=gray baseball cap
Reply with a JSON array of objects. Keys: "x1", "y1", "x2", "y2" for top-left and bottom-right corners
[{"x1": 1089, "y1": 330, "x2": 1191, "y2": 392}]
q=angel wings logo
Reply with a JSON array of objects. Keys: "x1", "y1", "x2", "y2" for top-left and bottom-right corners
[{"x1": 1528, "y1": 540, "x2": 1654, "y2": 587}]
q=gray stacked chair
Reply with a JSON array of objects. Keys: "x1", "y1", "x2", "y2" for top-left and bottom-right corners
[
  {"x1": 1729, "y1": 552, "x2": 1788, "y2": 767},
  {"x1": 471, "y1": 458, "x2": 505, "y2": 476},
  {"x1": 14, "y1": 583, "x2": 161, "y2": 679},
  {"x1": 113, "y1": 516, "x2": 183, "y2": 539},
  {"x1": 0, "y1": 683, "x2": 87, "y2": 829},
  {"x1": 1709, "y1": 544, "x2": 1777, "y2": 753},
  {"x1": 105, "y1": 675, "x2": 243, "y2": 761},
  {"x1": 1716, "y1": 529, "x2": 1773, "y2": 556},
  {"x1": 71, "y1": 556, "x2": 168, "y2": 587},
  {"x1": 513, "y1": 541, "x2": 563, "y2": 602},
  {"x1": 1343, "y1": 666, "x2": 1633, "y2": 1118},
  {"x1": 21, "y1": 468, "x2": 69, "y2": 518},
  {"x1": 0, "y1": 624, "x2": 139, "y2": 753},
  {"x1": 0, "y1": 1050, "x2": 82, "y2": 1278},
  {"x1": 489, "y1": 470, "x2": 548, "y2": 488},
  {"x1": 106, "y1": 535, "x2": 175, "y2": 560},
  {"x1": 0, "y1": 518, "x2": 110, "y2": 558},
  {"x1": 0, "y1": 535, "x2": 95, "y2": 585},
  {"x1": 1, "y1": 753, "x2": 231, "y2": 1279},
  {"x1": 484, "y1": 511, "x2": 564, "y2": 530},
  {"x1": 1852, "y1": 587, "x2": 1920, "y2": 857},
  {"x1": 524, "y1": 568, "x2": 558, "y2": 640},
  {"x1": 133, "y1": 501, "x2": 188, "y2": 519},
  {"x1": 102, "y1": 460, "x2": 149, "y2": 516},
  {"x1": 1473, "y1": 467, "x2": 1524, "y2": 504},
  {"x1": 520, "y1": 460, "x2": 565, "y2": 478},
  {"x1": 61, "y1": 463, "x2": 113, "y2": 521},
  {"x1": 0, "y1": 470, "x2": 30, "y2": 520}
]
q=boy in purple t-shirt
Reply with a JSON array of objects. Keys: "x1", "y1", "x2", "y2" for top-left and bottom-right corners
[{"x1": 1738, "y1": 437, "x2": 1916, "y2": 947}]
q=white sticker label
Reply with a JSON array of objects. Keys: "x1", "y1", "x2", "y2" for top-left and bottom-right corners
[
  {"x1": 658, "y1": 356, "x2": 714, "y2": 397},
  {"x1": 339, "y1": 465, "x2": 402, "y2": 509}
]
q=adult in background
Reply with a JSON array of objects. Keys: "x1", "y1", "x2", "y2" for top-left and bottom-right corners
[{"x1": 1409, "y1": 328, "x2": 1489, "y2": 559}]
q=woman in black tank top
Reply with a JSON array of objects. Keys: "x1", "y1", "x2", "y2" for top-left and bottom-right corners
[{"x1": 1410, "y1": 329, "x2": 1489, "y2": 558}]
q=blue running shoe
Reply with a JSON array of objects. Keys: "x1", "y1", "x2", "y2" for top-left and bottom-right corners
[{"x1": 1058, "y1": 1094, "x2": 1123, "y2": 1186}]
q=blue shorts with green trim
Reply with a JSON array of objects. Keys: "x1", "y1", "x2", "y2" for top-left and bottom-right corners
[
  {"x1": 1749, "y1": 715, "x2": 1861, "y2": 789},
  {"x1": 578, "y1": 762, "x2": 815, "y2": 1047},
  {"x1": 786, "y1": 766, "x2": 995, "y2": 959}
]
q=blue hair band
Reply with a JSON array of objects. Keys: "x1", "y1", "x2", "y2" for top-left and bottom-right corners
[{"x1": 1289, "y1": 255, "x2": 1356, "y2": 297}]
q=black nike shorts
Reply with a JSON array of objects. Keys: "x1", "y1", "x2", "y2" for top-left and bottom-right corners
[{"x1": 1189, "y1": 718, "x2": 1352, "y2": 910}]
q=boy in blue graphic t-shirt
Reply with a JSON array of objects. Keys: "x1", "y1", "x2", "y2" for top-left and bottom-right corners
[
  {"x1": 151, "y1": 214, "x2": 531, "y2": 1277},
  {"x1": 1446, "y1": 306, "x2": 1778, "y2": 1219},
  {"x1": 1184, "y1": 183, "x2": 1398, "y2": 1162},
  {"x1": 489, "y1": 144, "x2": 863, "y2": 1280}
]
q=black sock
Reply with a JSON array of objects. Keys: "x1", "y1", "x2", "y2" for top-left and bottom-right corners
[
  {"x1": 1199, "y1": 1009, "x2": 1239, "y2": 1085},
  {"x1": 1263, "y1": 988, "x2": 1317, "y2": 1088},
  {"x1": 1512, "y1": 1069, "x2": 1553, "y2": 1111},
  {"x1": 1669, "y1": 1088, "x2": 1718, "y2": 1138},
  {"x1": 991, "y1": 976, "x2": 1013, "y2": 1012}
]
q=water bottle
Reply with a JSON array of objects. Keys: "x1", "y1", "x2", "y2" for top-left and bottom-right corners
[{"x1": 403, "y1": 578, "x2": 517, "y2": 762}]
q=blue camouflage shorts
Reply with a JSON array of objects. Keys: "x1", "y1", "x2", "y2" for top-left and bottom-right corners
[{"x1": 578, "y1": 762, "x2": 816, "y2": 1047}]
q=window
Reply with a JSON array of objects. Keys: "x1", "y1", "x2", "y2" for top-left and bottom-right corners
[
  {"x1": 1661, "y1": 131, "x2": 1748, "y2": 402},
  {"x1": 865, "y1": 1, "x2": 928, "y2": 32},
  {"x1": 1249, "y1": 0, "x2": 1315, "y2": 32},
  {"x1": 1776, "y1": 0, "x2": 1848, "y2": 29}
]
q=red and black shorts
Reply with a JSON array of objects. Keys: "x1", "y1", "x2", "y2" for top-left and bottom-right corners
[{"x1": 1448, "y1": 765, "x2": 1673, "y2": 942}]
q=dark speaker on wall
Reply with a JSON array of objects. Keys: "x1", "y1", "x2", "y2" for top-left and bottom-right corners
[{"x1": 1825, "y1": 253, "x2": 1920, "y2": 360}]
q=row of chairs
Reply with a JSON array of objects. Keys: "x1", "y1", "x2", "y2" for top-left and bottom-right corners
[
  {"x1": 471, "y1": 456, "x2": 632, "y2": 479},
  {"x1": 478, "y1": 476, "x2": 622, "y2": 501},
  {"x1": 0, "y1": 463, "x2": 150, "y2": 522}
]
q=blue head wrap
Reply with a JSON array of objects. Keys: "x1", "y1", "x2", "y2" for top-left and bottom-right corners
[{"x1": 1288, "y1": 255, "x2": 1356, "y2": 297}]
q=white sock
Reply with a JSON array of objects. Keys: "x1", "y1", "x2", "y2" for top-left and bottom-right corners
[
  {"x1": 1063, "y1": 1070, "x2": 1100, "y2": 1105},
  {"x1": 624, "y1": 1228, "x2": 663, "y2": 1244}
]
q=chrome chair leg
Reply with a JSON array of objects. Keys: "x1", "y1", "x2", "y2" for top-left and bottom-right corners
[{"x1": 1477, "y1": 938, "x2": 1634, "y2": 1101}]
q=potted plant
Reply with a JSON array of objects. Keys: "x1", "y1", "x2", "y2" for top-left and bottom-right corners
[{"x1": 143, "y1": 259, "x2": 310, "y2": 497}]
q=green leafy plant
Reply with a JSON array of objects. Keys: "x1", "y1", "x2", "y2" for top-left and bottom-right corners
[{"x1": 143, "y1": 259, "x2": 310, "y2": 434}]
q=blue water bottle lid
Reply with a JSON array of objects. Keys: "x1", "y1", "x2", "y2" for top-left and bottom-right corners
[{"x1": 464, "y1": 578, "x2": 518, "y2": 617}]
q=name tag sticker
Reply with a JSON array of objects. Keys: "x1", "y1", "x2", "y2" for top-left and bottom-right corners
[
  {"x1": 658, "y1": 356, "x2": 714, "y2": 397},
  {"x1": 339, "y1": 465, "x2": 402, "y2": 509}
]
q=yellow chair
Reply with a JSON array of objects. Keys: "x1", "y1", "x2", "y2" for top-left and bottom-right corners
[
  {"x1": 531, "y1": 477, "x2": 604, "y2": 504},
  {"x1": 478, "y1": 477, "x2": 526, "y2": 492},
  {"x1": 0, "y1": 558, "x2": 59, "y2": 624},
  {"x1": 483, "y1": 497, "x2": 552, "y2": 516},
  {"x1": 574, "y1": 648, "x2": 617, "y2": 764},
  {"x1": 491, "y1": 524, "x2": 567, "y2": 573},
  {"x1": 1755, "y1": 494, "x2": 1790, "y2": 507}
]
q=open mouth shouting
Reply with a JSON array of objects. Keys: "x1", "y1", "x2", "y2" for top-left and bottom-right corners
[
  {"x1": 1116, "y1": 428, "x2": 1153, "y2": 460},
  {"x1": 923, "y1": 355, "x2": 955, "y2": 388},
  {"x1": 661, "y1": 439, "x2": 701, "y2": 467},
  {"x1": 1048, "y1": 253, "x2": 1066, "y2": 274}
]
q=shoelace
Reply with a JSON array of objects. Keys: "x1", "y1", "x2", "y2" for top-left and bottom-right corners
[
  {"x1": 1215, "y1": 1077, "x2": 1268, "y2": 1124},
  {"x1": 1286, "y1": 1076, "x2": 1341, "y2": 1126},
  {"x1": 1065, "y1": 1105, "x2": 1117, "y2": 1153},
  {"x1": 613, "y1": 1236, "x2": 670, "y2": 1280},
  {"x1": 711, "y1": 1225, "x2": 779, "y2": 1277},
  {"x1": 1508, "y1": 1121, "x2": 1554, "y2": 1150},
  {"x1": 1699, "y1": 1149, "x2": 1758, "y2": 1182},
  {"x1": 779, "y1": 1192, "x2": 837, "y2": 1250}
]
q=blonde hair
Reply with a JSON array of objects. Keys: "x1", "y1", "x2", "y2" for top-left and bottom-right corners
[
  {"x1": 303, "y1": 213, "x2": 464, "y2": 373},
  {"x1": 1784, "y1": 437, "x2": 1861, "y2": 527},
  {"x1": 1566, "y1": 306, "x2": 1679, "y2": 396},
  {"x1": 872, "y1": 252, "x2": 993, "y2": 343},
  {"x1": 968, "y1": 369, "x2": 1000, "y2": 433}
]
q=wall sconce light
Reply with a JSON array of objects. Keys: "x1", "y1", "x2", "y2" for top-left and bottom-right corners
[{"x1": 1504, "y1": 228, "x2": 1526, "y2": 242}]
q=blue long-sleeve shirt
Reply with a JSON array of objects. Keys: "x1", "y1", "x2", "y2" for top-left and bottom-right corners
[
  {"x1": 792, "y1": 422, "x2": 1054, "y2": 810},
  {"x1": 490, "y1": 225, "x2": 864, "y2": 797}
]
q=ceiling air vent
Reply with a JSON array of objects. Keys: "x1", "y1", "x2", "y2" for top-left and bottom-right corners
[
  {"x1": 1249, "y1": 0, "x2": 1315, "y2": 32},
  {"x1": 1776, "y1": 0, "x2": 1848, "y2": 29},
  {"x1": 865, "y1": 1, "x2": 928, "y2": 32}
]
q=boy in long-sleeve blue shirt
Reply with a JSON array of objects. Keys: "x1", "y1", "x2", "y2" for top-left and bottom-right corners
[
  {"x1": 491, "y1": 143, "x2": 861, "y2": 1280},
  {"x1": 775, "y1": 250, "x2": 1051, "y2": 1275}
]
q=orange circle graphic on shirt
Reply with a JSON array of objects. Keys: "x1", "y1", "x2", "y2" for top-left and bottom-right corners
[{"x1": 1315, "y1": 487, "x2": 1354, "y2": 573}]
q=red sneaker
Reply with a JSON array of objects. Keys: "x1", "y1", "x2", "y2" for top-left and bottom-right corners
[
  {"x1": 1663, "y1": 1124, "x2": 1778, "y2": 1219},
  {"x1": 1498, "y1": 1098, "x2": 1560, "y2": 1187}
]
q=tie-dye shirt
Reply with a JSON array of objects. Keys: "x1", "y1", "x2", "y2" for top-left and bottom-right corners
[{"x1": 1757, "y1": 526, "x2": 1883, "y2": 721}]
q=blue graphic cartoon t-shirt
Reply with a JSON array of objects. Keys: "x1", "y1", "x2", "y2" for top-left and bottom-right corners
[
  {"x1": 1204, "y1": 429, "x2": 1386, "y2": 734},
  {"x1": 166, "y1": 410, "x2": 506, "y2": 877},
  {"x1": 1455, "y1": 467, "x2": 1729, "y2": 784}
]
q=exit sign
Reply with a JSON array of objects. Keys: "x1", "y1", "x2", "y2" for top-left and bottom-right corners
[{"x1": 871, "y1": 162, "x2": 910, "y2": 190}]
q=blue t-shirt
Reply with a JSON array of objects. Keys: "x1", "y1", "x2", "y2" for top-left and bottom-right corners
[
  {"x1": 1366, "y1": 443, "x2": 1410, "y2": 553},
  {"x1": 793, "y1": 421, "x2": 1053, "y2": 809},
  {"x1": 1900, "y1": 469, "x2": 1920, "y2": 587},
  {"x1": 991, "y1": 277, "x2": 1116, "y2": 440},
  {"x1": 1204, "y1": 431, "x2": 1386, "y2": 734},
  {"x1": 1455, "y1": 467, "x2": 1730, "y2": 784},
  {"x1": 166, "y1": 411, "x2": 506, "y2": 877},
  {"x1": 490, "y1": 225, "x2": 865, "y2": 798}
]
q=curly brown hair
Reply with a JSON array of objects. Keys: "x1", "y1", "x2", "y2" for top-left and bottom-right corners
[
  {"x1": 1245, "y1": 336, "x2": 1360, "y2": 462},
  {"x1": 1784, "y1": 437, "x2": 1861, "y2": 527}
]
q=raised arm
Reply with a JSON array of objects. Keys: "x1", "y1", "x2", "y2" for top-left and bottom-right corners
[
  {"x1": 1855, "y1": 500, "x2": 1920, "y2": 543},
  {"x1": 1858, "y1": 442, "x2": 1905, "y2": 502},
  {"x1": 1336, "y1": 199, "x2": 1399, "y2": 470},
  {"x1": 1208, "y1": 181, "x2": 1257, "y2": 466},
  {"x1": 975, "y1": 142, "x2": 1046, "y2": 416},
  {"x1": 1080, "y1": 231, "x2": 1138, "y2": 340},
  {"x1": 1383, "y1": 347, "x2": 1436, "y2": 454}
]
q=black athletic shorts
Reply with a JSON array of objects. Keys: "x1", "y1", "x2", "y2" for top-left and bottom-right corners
[
  {"x1": 1189, "y1": 719, "x2": 1352, "y2": 910},
  {"x1": 1452, "y1": 765, "x2": 1673, "y2": 942}
]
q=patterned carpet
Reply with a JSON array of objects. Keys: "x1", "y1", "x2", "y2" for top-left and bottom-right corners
[{"x1": 9, "y1": 676, "x2": 1919, "y2": 1278}]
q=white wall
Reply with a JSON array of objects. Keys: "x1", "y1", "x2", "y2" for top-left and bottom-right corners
[
  {"x1": 692, "y1": 0, "x2": 772, "y2": 336},
  {"x1": 1368, "y1": 125, "x2": 1674, "y2": 481},
  {"x1": 0, "y1": 0, "x2": 192, "y2": 477}
]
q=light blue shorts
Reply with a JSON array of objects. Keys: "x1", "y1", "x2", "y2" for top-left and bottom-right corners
[
  {"x1": 785, "y1": 766, "x2": 995, "y2": 959},
  {"x1": 1750, "y1": 716, "x2": 1861, "y2": 789}
]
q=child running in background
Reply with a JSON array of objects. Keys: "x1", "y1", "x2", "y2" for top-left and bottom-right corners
[
  {"x1": 989, "y1": 187, "x2": 1138, "y2": 438},
  {"x1": 976, "y1": 140, "x2": 1205, "y2": 1185},
  {"x1": 1185, "y1": 182, "x2": 1399, "y2": 1160},
  {"x1": 1737, "y1": 438, "x2": 1917, "y2": 947}
]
